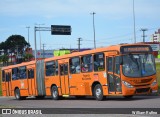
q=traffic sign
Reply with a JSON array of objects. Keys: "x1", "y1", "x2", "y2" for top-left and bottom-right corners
[{"x1": 51, "y1": 25, "x2": 71, "y2": 35}]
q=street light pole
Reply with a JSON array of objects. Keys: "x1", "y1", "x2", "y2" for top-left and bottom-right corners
[
  {"x1": 34, "y1": 26, "x2": 37, "y2": 61},
  {"x1": 140, "y1": 28, "x2": 148, "y2": 42},
  {"x1": 133, "y1": 0, "x2": 136, "y2": 43},
  {"x1": 26, "y1": 26, "x2": 30, "y2": 43},
  {"x1": 90, "y1": 12, "x2": 96, "y2": 49},
  {"x1": 35, "y1": 23, "x2": 45, "y2": 50}
]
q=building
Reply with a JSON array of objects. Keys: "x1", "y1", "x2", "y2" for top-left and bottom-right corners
[
  {"x1": 32, "y1": 48, "x2": 91, "y2": 59},
  {"x1": 151, "y1": 29, "x2": 160, "y2": 42},
  {"x1": 32, "y1": 50, "x2": 54, "y2": 59}
]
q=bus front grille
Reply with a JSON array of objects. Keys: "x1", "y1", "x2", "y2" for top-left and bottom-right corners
[{"x1": 136, "y1": 88, "x2": 150, "y2": 93}]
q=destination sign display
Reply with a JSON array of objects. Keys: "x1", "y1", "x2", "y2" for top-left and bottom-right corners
[
  {"x1": 120, "y1": 46, "x2": 152, "y2": 54},
  {"x1": 51, "y1": 25, "x2": 71, "y2": 35}
]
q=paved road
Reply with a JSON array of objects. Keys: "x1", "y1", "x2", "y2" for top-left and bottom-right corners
[
  {"x1": 0, "y1": 95, "x2": 160, "y2": 108},
  {"x1": 0, "y1": 96, "x2": 160, "y2": 116}
]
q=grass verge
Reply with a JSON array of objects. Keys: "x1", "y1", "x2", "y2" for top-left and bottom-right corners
[{"x1": 156, "y1": 62, "x2": 160, "y2": 92}]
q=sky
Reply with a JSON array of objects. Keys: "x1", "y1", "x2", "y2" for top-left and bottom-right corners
[{"x1": 0, "y1": 0, "x2": 160, "y2": 50}]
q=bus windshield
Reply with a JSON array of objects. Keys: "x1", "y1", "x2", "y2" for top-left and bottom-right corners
[{"x1": 122, "y1": 54, "x2": 156, "y2": 77}]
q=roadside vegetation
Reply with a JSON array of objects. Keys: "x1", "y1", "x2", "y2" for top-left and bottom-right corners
[
  {"x1": 156, "y1": 62, "x2": 160, "y2": 92},
  {"x1": 0, "y1": 69, "x2": 1, "y2": 96}
]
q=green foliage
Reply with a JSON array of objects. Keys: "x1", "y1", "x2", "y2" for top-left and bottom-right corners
[
  {"x1": 5, "y1": 35, "x2": 30, "y2": 53},
  {"x1": 0, "y1": 35, "x2": 30, "y2": 64},
  {"x1": 0, "y1": 54, "x2": 9, "y2": 66},
  {"x1": 23, "y1": 53, "x2": 34, "y2": 61},
  {"x1": 0, "y1": 68, "x2": 1, "y2": 96},
  {"x1": 156, "y1": 62, "x2": 160, "y2": 91},
  {"x1": 0, "y1": 88, "x2": 1, "y2": 96}
]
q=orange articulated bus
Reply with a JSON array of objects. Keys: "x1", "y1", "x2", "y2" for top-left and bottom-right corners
[{"x1": 1, "y1": 44, "x2": 158, "y2": 101}]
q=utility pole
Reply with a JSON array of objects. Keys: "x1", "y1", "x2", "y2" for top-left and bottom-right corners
[
  {"x1": 90, "y1": 12, "x2": 96, "y2": 49},
  {"x1": 77, "y1": 38, "x2": 82, "y2": 52},
  {"x1": 140, "y1": 28, "x2": 148, "y2": 42},
  {"x1": 26, "y1": 26, "x2": 30, "y2": 44},
  {"x1": 42, "y1": 44, "x2": 45, "y2": 58}
]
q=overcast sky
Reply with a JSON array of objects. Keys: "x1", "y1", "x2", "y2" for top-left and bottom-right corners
[{"x1": 0, "y1": 0, "x2": 160, "y2": 50}]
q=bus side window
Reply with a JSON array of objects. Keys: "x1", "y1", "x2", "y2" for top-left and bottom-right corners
[
  {"x1": 5, "y1": 73, "x2": 11, "y2": 82},
  {"x1": 12, "y1": 68, "x2": 19, "y2": 80},
  {"x1": 81, "y1": 55, "x2": 93, "y2": 72},
  {"x1": 115, "y1": 56, "x2": 120, "y2": 74},
  {"x1": 6, "y1": 74, "x2": 9, "y2": 82},
  {"x1": 60, "y1": 65, "x2": 64, "y2": 75},
  {"x1": 70, "y1": 57, "x2": 80, "y2": 74},
  {"x1": 2, "y1": 70, "x2": 5, "y2": 82},
  {"x1": 55, "y1": 61, "x2": 58, "y2": 75},
  {"x1": 28, "y1": 69, "x2": 34, "y2": 79},
  {"x1": 19, "y1": 66, "x2": 27, "y2": 79},
  {"x1": 8, "y1": 73, "x2": 11, "y2": 81},
  {"x1": 94, "y1": 53, "x2": 105, "y2": 72},
  {"x1": 46, "y1": 61, "x2": 55, "y2": 76}
]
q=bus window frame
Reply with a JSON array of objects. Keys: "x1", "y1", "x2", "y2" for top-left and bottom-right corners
[
  {"x1": 45, "y1": 60, "x2": 58, "y2": 76},
  {"x1": 69, "y1": 57, "x2": 80, "y2": 74},
  {"x1": 81, "y1": 54, "x2": 93, "y2": 73},
  {"x1": 107, "y1": 57, "x2": 114, "y2": 72},
  {"x1": 19, "y1": 66, "x2": 27, "y2": 79},
  {"x1": 2, "y1": 70, "x2": 5, "y2": 82},
  {"x1": 12, "y1": 67, "x2": 19, "y2": 80},
  {"x1": 93, "y1": 52, "x2": 105, "y2": 72},
  {"x1": 114, "y1": 56, "x2": 121, "y2": 75},
  {"x1": 28, "y1": 69, "x2": 34, "y2": 79}
]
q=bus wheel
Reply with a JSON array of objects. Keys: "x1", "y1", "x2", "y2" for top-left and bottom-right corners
[
  {"x1": 14, "y1": 88, "x2": 25, "y2": 100},
  {"x1": 51, "y1": 86, "x2": 59, "y2": 100},
  {"x1": 94, "y1": 84, "x2": 104, "y2": 101},
  {"x1": 36, "y1": 96, "x2": 45, "y2": 99},
  {"x1": 124, "y1": 95, "x2": 133, "y2": 99}
]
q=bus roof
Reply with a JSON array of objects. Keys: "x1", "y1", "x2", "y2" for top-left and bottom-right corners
[
  {"x1": 1, "y1": 43, "x2": 152, "y2": 70},
  {"x1": 45, "y1": 43, "x2": 151, "y2": 62},
  {"x1": 2, "y1": 61, "x2": 36, "y2": 70}
]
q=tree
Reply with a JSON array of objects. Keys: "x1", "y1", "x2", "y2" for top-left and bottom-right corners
[
  {"x1": 0, "y1": 54, "x2": 9, "y2": 66},
  {"x1": 0, "y1": 35, "x2": 30, "y2": 65},
  {"x1": 23, "y1": 53, "x2": 34, "y2": 61},
  {"x1": 5, "y1": 35, "x2": 30, "y2": 54},
  {"x1": 0, "y1": 42, "x2": 8, "y2": 55}
]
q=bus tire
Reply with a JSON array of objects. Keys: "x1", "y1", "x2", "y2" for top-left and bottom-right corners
[
  {"x1": 14, "y1": 88, "x2": 26, "y2": 100},
  {"x1": 124, "y1": 95, "x2": 133, "y2": 99},
  {"x1": 51, "y1": 86, "x2": 59, "y2": 100},
  {"x1": 94, "y1": 84, "x2": 104, "y2": 101},
  {"x1": 36, "y1": 96, "x2": 45, "y2": 99}
]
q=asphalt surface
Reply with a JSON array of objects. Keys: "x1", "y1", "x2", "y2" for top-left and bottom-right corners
[
  {"x1": 0, "y1": 96, "x2": 160, "y2": 117},
  {"x1": 0, "y1": 95, "x2": 160, "y2": 108}
]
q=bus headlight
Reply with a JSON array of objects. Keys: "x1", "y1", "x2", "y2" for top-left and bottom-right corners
[
  {"x1": 151, "y1": 79, "x2": 157, "y2": 86},
  {"x1": 122, "y1": 81, "x2": 134, "y2": 88}
]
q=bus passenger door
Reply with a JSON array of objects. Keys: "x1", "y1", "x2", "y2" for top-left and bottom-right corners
[
  {"x1": 60, "y1": 63, "x2": 69, "y2": 95},
  {"x1": 27, "y1": 69, "x2": 36, "y2": 96},
  {"x1": 107, "y1": 56, "x2": 122, "y2": 95},
  {"x1": 5, "y1": 73, "x2": 12, "y2": 96}
]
